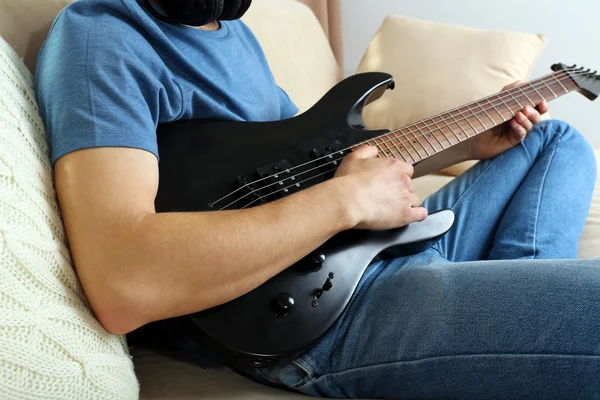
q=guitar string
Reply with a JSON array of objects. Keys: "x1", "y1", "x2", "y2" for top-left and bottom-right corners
[
  {"x1": 221, "y1": 69, "x2": 593, "y2": 210},
  {"x1": 215, "y1": 68, "x2": 595, "y2": 210},
  {"x1": 240, "y1": 69, "x2": 578, "y2": 209},
  {"x1": 368, "y1": 69, "x2": 594, "y2": 148},
  {"x1": 213, "y1": 69, "x2": 579, "y2": 209}
]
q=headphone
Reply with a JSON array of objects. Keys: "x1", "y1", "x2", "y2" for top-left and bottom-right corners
[{"x1": 141, "y1": 0, "x2": 252, "y2": 26}]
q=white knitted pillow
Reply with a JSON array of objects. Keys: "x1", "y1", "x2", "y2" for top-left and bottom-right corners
[{"x1": 0, "y1": 37, "x2": 139, "y2": 399}]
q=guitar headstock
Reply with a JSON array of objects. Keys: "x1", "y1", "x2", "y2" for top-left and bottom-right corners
[{"x1": 552, "y1": 63, "x2": 600, "y2": 101}]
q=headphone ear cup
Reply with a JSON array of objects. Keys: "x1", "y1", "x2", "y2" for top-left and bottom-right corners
[{"x1": 220, "y1": 0, "x2": 252, "y2": 21}]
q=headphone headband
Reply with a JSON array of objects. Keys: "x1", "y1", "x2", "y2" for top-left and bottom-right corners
[{"x1": 141, "y1": 0, "x2": 252, "y2": 26}]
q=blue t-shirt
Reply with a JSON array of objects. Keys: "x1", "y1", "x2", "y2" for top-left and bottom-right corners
[{"x1": 36, "y1": 0, "x2": 298, "y2": 164}]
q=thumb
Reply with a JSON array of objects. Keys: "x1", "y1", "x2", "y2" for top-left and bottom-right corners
[
  {"x1": 352, "y1": 145, "x2": 379, "y2": 159},
  {"x1": 502, "y1": 80, "x2": 524, "y2": 91}
]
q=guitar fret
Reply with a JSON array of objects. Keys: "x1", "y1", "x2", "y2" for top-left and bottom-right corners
[
  {"x1": 475, "y1": 102, "x2": 496, "y2": 126},
  {"x1": 374, "y1": 138, "x2": 385, "y2": 157},
  {"x1": 429, "y1": 118, "x2": 448, "y2": 150},
  {"x1": 544, "y1": 82, "x2": 558, "y2": 98},
  {"x1": 381, "y1": 137, "x2": 395, "y2": 159},
  {"x1": 412, "y1": 125, "x2": 431, "y2": 157},
  {"x1": 496, "y1": 94, "x2": 516, "y2": 117},
  {"x1": 507, "y1": 91, "x2": 524, "y2": 109},
  {"x1": 404, "y1": 129, "x2": 426, "y2": 159},
  {"x1": 377, "y1": 136, "x2": 393, "y2": 158},
  {"x1": 447, "y1": 111, "x2": 469, "y2": 141},
  {"x1": 417, "y1": 121, "x2": 438, "y2": 153},
  {"x1": 552, "y1": 75, "x2": 568, "y2": 93},
  {"x1": 396, "y1": 133, "x2": 417, "y2": 162},
  {"x1": 529, "y1": 83, "x2": 544, "y2": 103},
  {"x1": 485, "y1": 96, "x2": 506, "y2": 122},
  {"x1": 438, "y1": 116, "x2": 458, "y2": 145},
  {"x1": 466, "y1": 104, "x2": 488, "y2": 131},
  {"x1": 384, "y1": 136, "x2": 400, "y2": 159},
  {"x1": 389, "y1": 132, "x2": 409, "y2": 162},
  {"x1": 517, "y1": 86, "x2": 536, "y2": 106},
  {"x1": 456, "y1": 107, "x2": 479, "y2": 136}
]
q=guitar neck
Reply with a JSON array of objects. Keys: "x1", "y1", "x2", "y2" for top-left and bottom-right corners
[{"x1": 363, "y1": 70, "x2": 578, "y2": 164}]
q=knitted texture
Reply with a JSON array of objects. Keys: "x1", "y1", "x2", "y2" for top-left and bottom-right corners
[{"x1": 0, "y1": 37, "x2": 139, "y2": 399}]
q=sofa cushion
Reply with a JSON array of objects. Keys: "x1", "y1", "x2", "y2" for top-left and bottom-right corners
[
  {"x1": 579, "y1": 149, "x2": 600, "y2": 259},
  {"x1": 0, "y1": 0, "x2": 74, "y2": 73},
  {"x1": 242, "y1": 0, "x2": 340, "y2": 112},
  {"x1": 356, "y1": 15, "x2": 547, "y2": 176},
  {"x1": 0, "y1": 36, "x2": 138, "y2": 399}
]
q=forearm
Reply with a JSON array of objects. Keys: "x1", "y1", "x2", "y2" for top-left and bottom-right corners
[{"x1": 80, "y1": 179, "x2": 355, "y2": 333}]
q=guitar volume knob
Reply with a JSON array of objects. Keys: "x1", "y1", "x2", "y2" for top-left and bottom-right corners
[
  {"x1": 308, "y1": 253, "x2": 326, "y2": 272},
  {"x1": 272, "y1": 293, "x2": 295, "y2": 317}
]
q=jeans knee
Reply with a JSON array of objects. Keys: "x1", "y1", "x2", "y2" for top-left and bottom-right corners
[
  {"x1": 536, "y1": 119, "x2": 576, "y2": 142},
  {"x1": 533, "y1": 120, "x2": 596, "y2": 174}
]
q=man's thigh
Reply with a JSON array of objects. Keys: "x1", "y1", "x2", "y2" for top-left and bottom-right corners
[{"x1": 261, "y1": 255, "x2": 600, "y2": 399}]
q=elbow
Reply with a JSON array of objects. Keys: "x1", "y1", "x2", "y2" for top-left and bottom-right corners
[
  {"x1": 77, "y1": 260, "x2": 149, "y2": 335},
  {"x1": 94, "y1": 304, "x2": 144, "y2": 335}
]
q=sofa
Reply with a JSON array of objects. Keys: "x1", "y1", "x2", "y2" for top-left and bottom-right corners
[{"x1": 0, "y1": 0, "x2": 598, "y2": 399}]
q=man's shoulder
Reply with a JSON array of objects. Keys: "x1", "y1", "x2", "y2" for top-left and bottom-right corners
[
  {"x1": 51, "y1": 0, "x2": 153, "y2": 49},
  {"x1": 40, "y1": 0, "x2": 163, "y2": 76}
]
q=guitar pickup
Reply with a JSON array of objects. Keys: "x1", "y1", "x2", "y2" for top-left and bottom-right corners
[
  {"x1": 253, "y1": 159, "x2": 300, "y2": 201},
  {"x1": 311, "y1": 141, "x2": 348, "y2": 176}
]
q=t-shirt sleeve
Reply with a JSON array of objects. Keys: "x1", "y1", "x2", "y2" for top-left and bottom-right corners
[
  {"x1": 278, "y1": 86, "x2": 299, "y2": 119},
  {"x1": 36, "y1": 10, "x2": 177, "y2": 164}
]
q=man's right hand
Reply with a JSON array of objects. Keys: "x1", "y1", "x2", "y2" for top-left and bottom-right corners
[{"x1": 334, "y1": 145, "x2": 428, "y2": 230}]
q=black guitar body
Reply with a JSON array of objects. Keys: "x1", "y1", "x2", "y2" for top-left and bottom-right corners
[{"x1": 155, "y1": 73, "x2": 455, "y2": 365}]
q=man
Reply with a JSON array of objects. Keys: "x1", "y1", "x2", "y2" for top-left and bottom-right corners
[{"x1": 36, "y1": 0, "x2": 599, "y2": 398}]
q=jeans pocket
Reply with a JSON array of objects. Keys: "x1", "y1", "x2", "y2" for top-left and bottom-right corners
[{"x1": 257, "y1": 357, "x2": 315, "y2": 391}]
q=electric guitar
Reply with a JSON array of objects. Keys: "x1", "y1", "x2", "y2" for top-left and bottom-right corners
[{"x1": 154, "y1": 64, "x2": 599, "y2": 367}]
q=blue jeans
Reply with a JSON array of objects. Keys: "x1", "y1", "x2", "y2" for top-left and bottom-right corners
[{"x1": 240, "y1": 120, "x2": 600, "y2": 399}]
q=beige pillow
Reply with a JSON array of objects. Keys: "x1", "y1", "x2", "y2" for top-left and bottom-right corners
[
  {"x1": 243, "y1": 0, "x2": 341, "y2": 112},
  {"x1": 357, "y1": 15, "x2": 547, "y2": 176}
]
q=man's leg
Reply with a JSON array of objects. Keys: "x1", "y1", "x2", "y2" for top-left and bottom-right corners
[
  {"x1": 245, "y1": 121, "x2": 600, "y2": 398},
  {"x1": 257, "y1": 255, "x2": 600, "y2": 400},
  {"x1": 422, "y1": 120, "x2": 596, "y2": 261},
  {"x1": 487, "y1": 121, "x2": 596, "y2": 259}
]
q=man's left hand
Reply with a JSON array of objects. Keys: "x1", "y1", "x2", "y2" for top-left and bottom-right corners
[{"x1": 467, "y1": 81, "x2": 550, "y2": 161}]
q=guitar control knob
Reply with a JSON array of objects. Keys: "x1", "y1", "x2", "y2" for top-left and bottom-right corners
[
  {"x1": 272, "y1": 293, "x2": 295, "y2": 317},
  {"x1": 308, "y1": 253, "x2": 326, "y2": 272}
]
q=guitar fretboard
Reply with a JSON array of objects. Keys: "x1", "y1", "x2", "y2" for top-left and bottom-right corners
[{"x1": 364, "y1": 71, "x2": 578, "y2": 164}]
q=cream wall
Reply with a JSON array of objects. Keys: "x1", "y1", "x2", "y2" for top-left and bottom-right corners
[{"x1": 341, "y1": 0, "x2": 600, "y2": 148}]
